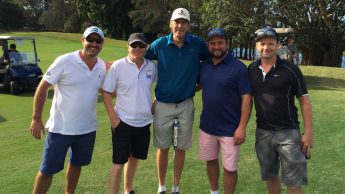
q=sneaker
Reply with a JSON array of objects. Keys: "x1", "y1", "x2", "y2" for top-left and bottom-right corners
[
  {"x1": 172, "y1": 192, "x2": 179, "y2": 194},
  {"x1": 157, "y1": 191, "x2": 166, "y2": 194}
]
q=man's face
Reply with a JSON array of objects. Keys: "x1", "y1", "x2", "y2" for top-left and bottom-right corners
[
  {"x1": 208, "y1": 36, "x2": 228, "y2": 59},
  {"x1": 128, "y1": 41, "x2": 147, "y2": 60},
  {"x1": 82, "y1": 33, "x2": 103, "y2": 58},
  {"x1": 170, "y1": 18, "x2": 189, "y2": 40},
  {"x1": 288, "y1": 38, "x2": 294, "y2": 44},
  {"x1": 256, "y1": 37, "x2": 279, "y2": 60}
]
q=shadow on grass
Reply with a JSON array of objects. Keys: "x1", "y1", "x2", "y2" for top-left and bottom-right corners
[
  {"x1": 2, "y1": 89, "x2": 54, "y2": 99},
  {"x1": 0, "y1": 88, "x2": 36, "y2": 96},
  {"x1": 305, "y1": 76, "x2": 345, "y2": 91},
  {"x1": 0, "y1": 115, "x2": 7, "y2": 123}
]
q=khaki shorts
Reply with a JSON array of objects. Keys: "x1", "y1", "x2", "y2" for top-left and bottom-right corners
[{"x1": 153, "y1": 98, "x2": 194, "y2": 150}]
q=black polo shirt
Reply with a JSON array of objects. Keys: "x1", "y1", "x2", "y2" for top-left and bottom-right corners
[{"x1": 248, "y1": 57, "x2": 308, "y2": 130}]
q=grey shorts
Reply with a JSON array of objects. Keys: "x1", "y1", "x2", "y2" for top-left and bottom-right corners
[
  {"x1": 255, "y1": 128, "x2": 308, "y2": 186},
  {"x1": 153, "y1": 98, "x2": 194, "y2": 150}
]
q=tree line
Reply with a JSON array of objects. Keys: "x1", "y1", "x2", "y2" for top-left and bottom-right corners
[{"x1": 1, "y1": 0, "x2": 344, "y2": 67}]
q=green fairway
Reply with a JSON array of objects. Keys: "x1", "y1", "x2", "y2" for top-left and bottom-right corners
[{"x1": 0, "y1": 32, "x2": 344, "y2": 194}]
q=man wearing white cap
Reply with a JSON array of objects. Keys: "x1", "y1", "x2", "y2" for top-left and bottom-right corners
[
  {"x1": 30, "y1": 26, "x2": 106, "y2": 194},
  {"x1": 146, "y1": 8, "x2": 209, "y2": 194}
]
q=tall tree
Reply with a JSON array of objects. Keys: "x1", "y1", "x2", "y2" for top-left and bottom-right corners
[
  {"x1": 0, "y1": 0, "x2": 25, "y2": 30},
  {"x1": 270, "y1": 0, "x2": 345, "y2": 67},
  {"x1": 39, "y1": 0, "x2": 66, "y2": 31},
  {"x1": 199, "y1": 0, "x2": 266, "y2": 59},
  {"x1": 13, "y1": 0, "x2": 51, "y2": 29},
  {"x1": 39, "y1": 0, "x2": 81, "y2": 32},
  {"x1": 129, "y1": 0, "x2": 171, "y2": 35},
  {"x1": 73, "y1": 0, "x2": 133, "y2": 38}
]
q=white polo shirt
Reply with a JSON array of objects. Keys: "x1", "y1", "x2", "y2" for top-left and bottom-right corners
[
  {"x1": 102, "y1": 56, "x2": 157, "y2": 127},
  {"x1": 43, "y1": 50, "x2": 106, "y2": 135}
]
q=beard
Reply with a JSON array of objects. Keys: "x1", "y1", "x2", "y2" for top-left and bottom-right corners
[{"x1": 211, "y1": 50, "x2": 228, "y2": 59}]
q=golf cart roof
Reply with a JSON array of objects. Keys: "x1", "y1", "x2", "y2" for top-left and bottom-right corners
[
  {"x1": 0, "y1": 36, "x2": 35, "y2": 40},
  {"x1": 274, "y1": 28, "x2": 293, "y2": 34}
]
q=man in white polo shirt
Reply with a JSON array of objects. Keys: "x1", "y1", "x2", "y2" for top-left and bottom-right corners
[
  {"x1": 30, "y1": 26, "x2": 106, "y2": 194},
  {"x1": 102, "y1": 33, "x2": 156, "y2": 194}
]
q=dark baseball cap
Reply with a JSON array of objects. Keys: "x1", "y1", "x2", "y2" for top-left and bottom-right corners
[
  {"x1": 254, "y1": 27, "x2": 279, "y2": 42},
  {"x1": 207, "y1": 28, "x2": 227, "y2": 40},
  {"x1": 128, "y1": 33, "x2": 147, "y2": 45}
]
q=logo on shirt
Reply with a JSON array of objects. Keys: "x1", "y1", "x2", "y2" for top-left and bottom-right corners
[
  {"x1": 146, "y1": 70, "x2": 153, "y2": 79},
  {"x1": 273, "y1": 74, "x2": 280, "y2": 77},
  {"x1": 46, "y1": 71, "x2": 51, "y2": 76}
]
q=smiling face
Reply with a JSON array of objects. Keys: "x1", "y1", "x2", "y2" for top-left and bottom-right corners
[
  {"x1": 256, "y1": 37, "x2": 279, "y2": 60},
  {"x1": 208, "y1": 36, "x2": 229, "y2": 59},
  {"x1": 81, "y1": 33, "x2": 103, "y2": 58},
  {"x1": 128, "y1": 41, "x2": 147, "y2": 62},
  {"x1": 170, "y1": 18, "x2": 189, "y2": 42}
]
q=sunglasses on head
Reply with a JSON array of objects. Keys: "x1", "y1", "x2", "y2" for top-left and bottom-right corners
[
  {"x1": 255, "y1": 28, "x2": 278, "y2": 40},
  {"x1": 85, "y1": 36, "x2": 103, "y2": 44},
  {"x1": 129, "y1": 42, "x2": 146, "y2": 48}
]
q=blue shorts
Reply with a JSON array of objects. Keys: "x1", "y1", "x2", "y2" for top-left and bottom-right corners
[{"x1": 40, "y1": 131, "x2": 96, "y2": 176}]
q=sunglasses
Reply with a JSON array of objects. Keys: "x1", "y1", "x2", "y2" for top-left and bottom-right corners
[
  {"x1": 129, "y1": 42, "x2": 146, "y2": 48},
  {"x1": 255, "y1": 28, "x2": 278, "y2": 40},
  {"x1": 85, "y1": 36, "x2": 103, "y2": 44}
]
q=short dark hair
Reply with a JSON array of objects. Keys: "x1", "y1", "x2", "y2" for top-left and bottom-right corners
[{"x1": 10, "y1": 44, "x2": 16, "y2": 49}]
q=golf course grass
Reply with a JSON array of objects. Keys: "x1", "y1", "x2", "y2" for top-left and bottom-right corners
[{"x1": 0, "y1": 32, "x2": 344, "y2": 193}]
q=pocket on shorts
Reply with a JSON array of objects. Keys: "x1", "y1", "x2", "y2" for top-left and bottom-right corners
[{"x1": 110, "y1": 121, "x2": 122, "y2": 134}]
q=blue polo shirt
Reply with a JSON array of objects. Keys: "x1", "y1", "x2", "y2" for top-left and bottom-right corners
[
  {"x1": 199, "y1": 53, "x2": 251, "y2": 137},
  {"x1": 145, "y1": 33, "x2": 209, "y2": 103}
]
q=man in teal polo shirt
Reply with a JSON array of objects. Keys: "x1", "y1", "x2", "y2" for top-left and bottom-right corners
[{"x1": 146, "y1": 7, "x2": 209, "y2": 194}]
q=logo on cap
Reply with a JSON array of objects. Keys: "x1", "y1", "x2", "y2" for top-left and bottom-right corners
[
  {"x1": 171, "y1": 8, "x2": 190, "y2": 21},
  {"x1": 90, "y1": 28, "x2": 99, "y2": 33}
]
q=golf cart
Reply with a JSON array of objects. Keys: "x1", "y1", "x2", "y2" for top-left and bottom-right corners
[{"x1": 0, "y1": 36, "x2": 42, "y2": 95}]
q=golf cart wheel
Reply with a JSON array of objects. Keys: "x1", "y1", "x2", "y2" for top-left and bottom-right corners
[{"x1": 10, "y1": 80, "x2": 22, "y2": 95}]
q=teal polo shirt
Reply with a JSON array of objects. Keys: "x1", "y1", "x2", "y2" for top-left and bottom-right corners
[{"x1": 146, "y1": 33, "x2": 209, "y2": 103}]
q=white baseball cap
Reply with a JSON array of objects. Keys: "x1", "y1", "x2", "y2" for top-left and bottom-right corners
[
  {"x1": 83, "y1": 26, "x2": 105, "y2": 39},
  {"x1": 170, "y1": 8, "x2": 190, "y2": 22}
]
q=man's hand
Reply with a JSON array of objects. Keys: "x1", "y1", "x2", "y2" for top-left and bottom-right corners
[
  {"x1": 301, "y1": 132, "x2": 313, "y2": 158},
  {"x1": 110, "y1": 117, "x2": 120, "y2": 132},
  {"x1": 233, "y1": 128, "x2": 246, "y2": 145},
  {"x1": 30, "y1": 118, "x2": 45, "y2": 140}
]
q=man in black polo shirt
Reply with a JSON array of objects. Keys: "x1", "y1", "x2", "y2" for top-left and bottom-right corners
[{"x1": 248, "y1": 27, "x2": 313, "y2": 194}]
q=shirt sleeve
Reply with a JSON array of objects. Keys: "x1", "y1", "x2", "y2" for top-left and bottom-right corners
[
  {"x1": 237, "y1": 63, "x2": 252, "y2": 95},
  {"x1": 102, "y1": 62, "x2": 119, "y2": 93},
  {"x1": 199, "y1": 38, "x2": 210, "y2": 61},
  {"x1": 43, "y1": 56, "x2": 64, "y2": 85},
  {"x1": 145, "y1": 39, "x2": 159, "y2": 60},
  {"x1": 291, "y1": 65, "x2": 308, "y2": 97}
]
